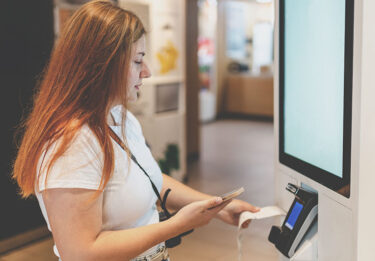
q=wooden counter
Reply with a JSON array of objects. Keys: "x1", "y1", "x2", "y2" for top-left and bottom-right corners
[{"x1": 225, "y1": 73, "x2": 274, "y2": 117}]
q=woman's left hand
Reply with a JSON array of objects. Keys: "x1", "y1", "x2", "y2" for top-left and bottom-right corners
[{"x1": 216, "y1": 199, "x2": 260, "y2": 228}]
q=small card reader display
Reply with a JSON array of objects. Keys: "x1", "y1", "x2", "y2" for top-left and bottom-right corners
[
  {"x1": 268, "y1": 184, "x2": 318, "y2": 258},
  {"x1": 285, "y1": 201, "x2": 303, "y2": 230}
]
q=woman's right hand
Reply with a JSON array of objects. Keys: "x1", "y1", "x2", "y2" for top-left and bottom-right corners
[{"x1": 171, "y1": 197, "x2": 231, "y2": 232}]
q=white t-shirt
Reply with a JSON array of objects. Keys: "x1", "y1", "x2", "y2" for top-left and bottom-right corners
[{"x1": 35, "y1": 106, "x2": 164, "y2": 259}]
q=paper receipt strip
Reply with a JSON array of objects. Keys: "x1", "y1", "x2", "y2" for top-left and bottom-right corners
[{"x1": 237, "y1": 206, "x2": 286, "y2": 261}]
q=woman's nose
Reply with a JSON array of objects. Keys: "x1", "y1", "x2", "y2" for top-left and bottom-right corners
[{"x1": 141, "y1": 63, "x2": 151, "y2": 78}]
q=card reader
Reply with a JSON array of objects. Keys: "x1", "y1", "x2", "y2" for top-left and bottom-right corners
[{"x1": 268, "y1": 183, "x2": 318, "y2": 258}]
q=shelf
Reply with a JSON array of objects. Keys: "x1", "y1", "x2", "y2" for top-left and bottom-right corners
[{"x1": 143, "y1": 75, "x2": 184, "y2": 85}]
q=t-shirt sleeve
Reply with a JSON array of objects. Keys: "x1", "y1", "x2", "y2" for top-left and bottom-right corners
[{"x1": 37, "y1": 125, "x2": 104, "y2": 192}]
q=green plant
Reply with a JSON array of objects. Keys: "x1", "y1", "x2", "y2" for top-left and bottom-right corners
[{"x1": 158, "y1": 144, "x2": 180, "y2": 175}]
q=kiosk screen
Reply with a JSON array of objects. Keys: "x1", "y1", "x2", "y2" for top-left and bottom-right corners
[{"x1": 279, "y1": 0, "x2": 353, "y2": 197}]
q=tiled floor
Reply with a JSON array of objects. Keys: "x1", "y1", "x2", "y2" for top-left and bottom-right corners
[{"x1": 0, "y1": 119, "x2": 279, "y2": 261}]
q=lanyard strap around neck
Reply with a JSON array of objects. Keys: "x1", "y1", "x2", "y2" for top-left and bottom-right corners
[{"x1": 108, "y1": 126, "x2": 165, "y2": 206}]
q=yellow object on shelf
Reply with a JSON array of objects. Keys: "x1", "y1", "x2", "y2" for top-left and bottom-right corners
[{"x1": 156, "y1": 40, "x2": 179, "y2": 74}]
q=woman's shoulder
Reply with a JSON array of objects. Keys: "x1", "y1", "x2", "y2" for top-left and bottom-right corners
[
  {"x1": 37, "y1": 123, "x2": 104, "y2": 192},
  {"x1": 38, "y1": 124, "x2": 103, "y2": 177},
  {"x1": 62, "y1": 124, "x2": 102, "y2": 155}
]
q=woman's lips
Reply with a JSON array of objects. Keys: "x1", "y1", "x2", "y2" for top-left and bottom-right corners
[{"x1": 135, "y1": 84, "x2": 141, "y2": 90}]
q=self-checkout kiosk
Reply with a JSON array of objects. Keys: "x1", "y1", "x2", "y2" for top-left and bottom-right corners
[{"x1": 272, "y1": 0, "x2": 375, "y2": 260}]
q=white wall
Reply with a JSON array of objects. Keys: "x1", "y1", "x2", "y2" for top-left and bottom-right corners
[{"x1": 356, "y1": 0, "x2": 375, "y2": 259}]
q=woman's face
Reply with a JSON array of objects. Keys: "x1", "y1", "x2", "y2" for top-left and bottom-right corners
[{"x1": 127, "y1": 35, "x2": 151, "y2": 102}]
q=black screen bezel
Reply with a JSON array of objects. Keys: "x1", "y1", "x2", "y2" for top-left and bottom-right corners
[{"x1": 279, "y1": 0, "x2": 354, "y2": 198}]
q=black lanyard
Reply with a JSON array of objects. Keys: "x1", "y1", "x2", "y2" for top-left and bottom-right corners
[{"x1": 108, "y1": 126, "x2": 172, "y2": 217}]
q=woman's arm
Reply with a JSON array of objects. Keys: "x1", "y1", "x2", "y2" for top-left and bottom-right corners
[
  {"x1": 160, "y1": 174, "x2": 211, "y2": 210},
  {"x1": 43, "y1": 188, "x2": 228, "y2": 261},
  {"x1": 161, "y1": 174, "x2": 260, "y2": 228}
]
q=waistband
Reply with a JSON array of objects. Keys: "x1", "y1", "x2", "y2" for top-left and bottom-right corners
[{"x1": 131, "y1": 244, "x2": 169, "y2": 261}]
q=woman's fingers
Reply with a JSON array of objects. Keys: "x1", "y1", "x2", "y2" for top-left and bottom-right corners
[
  {"x1": 248, "y1": 204, "x2": 261, "y2": 213},
  {"x1": 207, "y1": 198, "x2": 233, "y2": 212},
  {"x1": 172, "y1": 197, "x2": 234, "y2": 232},
  {"x1": 241, "y1": 220, "x2": 251, "y2": 228},
  {"x1": 204, "y1": 197, "x2": 223, "y2": 210}
]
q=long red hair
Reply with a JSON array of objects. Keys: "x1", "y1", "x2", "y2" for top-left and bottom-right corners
[{"x1": 13, "y1": 0, "x2": 145, "y2": 198}]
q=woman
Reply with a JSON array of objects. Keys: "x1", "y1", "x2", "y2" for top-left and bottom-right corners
[{"x1": 13, "y1": 1, "x2": 259, "y2": 260}]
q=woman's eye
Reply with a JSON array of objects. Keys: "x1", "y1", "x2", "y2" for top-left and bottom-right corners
[{"x1": 134, "y1": 61, "x2": 142, "y2": 65}]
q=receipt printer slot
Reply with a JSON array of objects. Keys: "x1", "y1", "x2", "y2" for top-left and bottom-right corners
[{"x1": 268, "y1": 184, "x2": 318, "y2": 258}]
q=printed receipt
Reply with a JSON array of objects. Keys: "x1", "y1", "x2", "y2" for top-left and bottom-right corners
[{"x1": 237, "y1": 206, "x2": 286, "y2": 261}]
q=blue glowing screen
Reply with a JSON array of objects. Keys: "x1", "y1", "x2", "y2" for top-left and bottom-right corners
[{"x1": 285, "y1": 201, "x2": 303, "y2": 230}]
